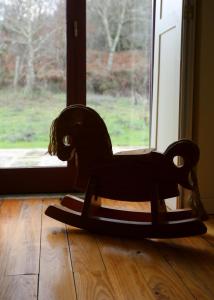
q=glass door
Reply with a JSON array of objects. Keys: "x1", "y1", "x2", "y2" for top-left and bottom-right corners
[
  {"x1": 0, "y1": 0, "x2": 154, "y2": 194},
  {"x1": 86, "y1": 0, "x2": 153, "y2": 153},
  {"x1": 0, "y1": 0, "x2": 76, "y2": 194}
]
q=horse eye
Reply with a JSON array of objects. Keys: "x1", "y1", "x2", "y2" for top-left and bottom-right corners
[{"x1": 63, "y1": 135, "x2": 72, "y2": 146}]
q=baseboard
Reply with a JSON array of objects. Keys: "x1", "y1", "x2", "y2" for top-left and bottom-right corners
[{"x1": 202, "y1": 197, "x2": 214, "y2": 214}]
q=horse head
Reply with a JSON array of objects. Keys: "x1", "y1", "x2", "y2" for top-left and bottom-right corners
[{"x1": 48, "y1": 104, "x2": 113, "y2": 189}]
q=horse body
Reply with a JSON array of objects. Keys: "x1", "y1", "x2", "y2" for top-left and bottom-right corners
[
  {"x1": 48, "y1": 105, "x2": 197, "y2": 198},
  {"x1": 46, "y1": 104, "x2": 208, "y2": 237}
]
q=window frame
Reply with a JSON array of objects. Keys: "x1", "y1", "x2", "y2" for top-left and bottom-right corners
[
  {"x1": 67, "y1": 0, "x2": 86, "y2": 106},
  {"x1": 0, "y1": 0, "x2": 87, "y2": 195}
]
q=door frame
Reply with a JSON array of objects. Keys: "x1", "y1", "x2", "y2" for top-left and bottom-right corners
[
  {"x1": 150, "y1": 0, "x2": 197, "y2": 209},
  {"x1": 179, "y1": 0, "x2": 197, "y2": 208},
  {"x1": 179, "y1": 0, "x2": 197, "y2": 140}
]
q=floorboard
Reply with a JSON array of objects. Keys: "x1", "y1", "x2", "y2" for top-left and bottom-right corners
[
  {"x1": 0, "y1": 200, "x2": 23, "y2": 277},
  {"x1": 6, "y1": 199, "x2": 42, "y2": 275},
  {"x1": 97, "y1": 236, "x2": 155, "y2": 300},
  {"x1": 38, "y1": 199, "x2": 76, "y2": 300},
  {"x1": 0, "y1": 197, "x2": 213, "y2": 300},
  {"x1": 122, "y1": 238, "x2": 194, "y2": 299},
  {"x1": 0, "y1": 275, "x2": 37, "y2": 300},
  {"x1": 154, "y1": 235, "x2": 214, "y2": 299},
  {"x1": 67, "y1": 227, "x2": 117, "y2": 299}
]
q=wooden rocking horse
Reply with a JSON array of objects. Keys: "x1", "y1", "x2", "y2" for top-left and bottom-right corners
[{"x1": 45, "y1": 104, "x2": 207, "y2": 238}]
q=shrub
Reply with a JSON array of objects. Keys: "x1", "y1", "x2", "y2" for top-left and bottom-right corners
[{"x1": 87, "y1": 67, "x2": 150, "y2": 97}]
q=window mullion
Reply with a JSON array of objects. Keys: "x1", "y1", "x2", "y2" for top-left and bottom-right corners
[{"x1": 67, "y1": 0, "x2": 86, "y2": 106}]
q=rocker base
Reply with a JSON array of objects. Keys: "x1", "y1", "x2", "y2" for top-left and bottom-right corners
[
  {"x1": 45, "y1": 201, "x2": 207, "y2": 239},
  {"x1": 60, "y1": 195, "x2": 194, "y2": 222}
]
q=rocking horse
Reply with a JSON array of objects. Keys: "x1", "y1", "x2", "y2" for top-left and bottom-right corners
[{"x1": 45, "y1": 104, "x2": 207, "y2": 238}]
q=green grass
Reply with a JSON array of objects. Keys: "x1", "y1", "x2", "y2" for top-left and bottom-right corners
[
  {"x1": 88, "y1": 94, "x2": 150, "y2": 147},
  {"x1": 0, "y1": 89, "x2": 150, "y2": 149},
  {"x1": 0, "y1": 89, "x2": 65, "y2": 148}
]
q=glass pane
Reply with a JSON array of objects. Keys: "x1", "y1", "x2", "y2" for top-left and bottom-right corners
[
  {"x1": 86, "y1": 0, "x2": 153, "y2": 152},
  {"x1": 0, "y1": 0, "x2": 66, "y2": 168}
]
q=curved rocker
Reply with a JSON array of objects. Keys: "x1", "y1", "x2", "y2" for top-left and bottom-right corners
[{"x1": 45, "y1": 105, "x2": 207, "y2": 238}]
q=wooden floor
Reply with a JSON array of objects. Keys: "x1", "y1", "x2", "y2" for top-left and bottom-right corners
[{"x1": 0, "y1": 197, "x2": 214, "y2": 300}]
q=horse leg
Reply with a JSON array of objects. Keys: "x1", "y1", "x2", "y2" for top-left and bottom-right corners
[
  {"x1": 150, "y1": 184, "x2": 167, "y2": 224},
  {"x1": 81, "y1": 177, "x2": 101, "y2": 218}
]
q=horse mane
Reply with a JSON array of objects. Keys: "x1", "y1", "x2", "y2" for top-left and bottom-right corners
[{"x1": 48, "y1": 117, "x2": 59, "y2": 156}]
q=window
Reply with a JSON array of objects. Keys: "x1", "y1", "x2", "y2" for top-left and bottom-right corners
[{"x1": 0, "y1": 0, "x2": 192, "y2": 195}]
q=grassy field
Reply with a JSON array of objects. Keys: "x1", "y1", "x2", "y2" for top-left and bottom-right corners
[{"x1": 0, "y1": 89, "x2": 150, "y2": 149}]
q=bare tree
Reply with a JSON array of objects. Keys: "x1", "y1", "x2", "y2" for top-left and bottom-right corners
[
  {"x1": 2, "y1": 0, "x2": 62, "y2": 92},
  {"x1": 88, "y1": 0, "x2": 128, "y2": 71},
  {"x1": 88, "y1": 0, "x2": 152, "y2": 72}
]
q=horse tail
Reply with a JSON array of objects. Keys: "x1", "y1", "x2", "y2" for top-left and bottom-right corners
[{"x1": 164, "y1": 139, "x2": 208, "y2": 220}]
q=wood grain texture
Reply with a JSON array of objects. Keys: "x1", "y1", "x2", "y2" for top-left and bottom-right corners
[
  {"x1": 38, "y1": 199, "x2": 76, "y2": 300},
  {"x1": 0, "y1": 200, "x2": 23, "y2": 278},
  {"x1": 0, "y1": 275, "x2": 37, "y2": 300},
  {"x1": 0, "y1": 198, "x2": 213, "y2": 300},
  {"x1": 67, "y1": 227, "x2": 116, "y2": 299},
  {"x1": 74, "y1": 270, "x2": 115, "y2": 300},
  {"x1": 155, "y1": 236, "x2": 214, "y2": 299},
  {"x1": 97, "y1": 236, "x2": 155, "y2": 300},
  {"x1": 67, "y1": 227, "x2": 105, "y2": 272},
  {"x1": 121, "y1": 238, "x2": 194, "y2": 299},
  {"x1": 6, "y1": 199, "x2": 42, "y2": 275}
]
